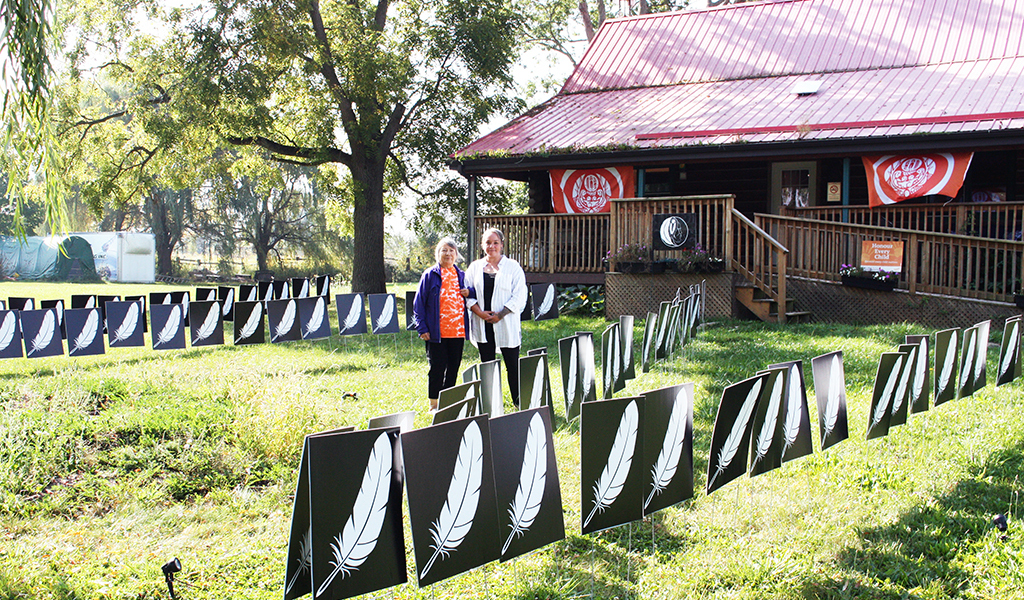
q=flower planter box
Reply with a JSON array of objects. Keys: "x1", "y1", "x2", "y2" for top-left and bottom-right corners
[
  {"x1": 611, "y1": 261, "x2": 667, "y2": 274},
  {"x1": 1015, "y1": 294, "x2": 1024, "y2": 309},
  {"x1": 841, "y1": 275, "x2": 896, "y2": 291}
]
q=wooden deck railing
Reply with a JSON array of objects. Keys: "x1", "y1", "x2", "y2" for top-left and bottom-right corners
[
  {"x1": 758, "y1": 214, "x2": 1024, "y2": 301},
  {"x1": 731, "y1": 209, "x2": 789, "y2": 322},
  {"x1": 782, "y1": 201, "x2": 1024, "y2": 240},
  {"x1": 610, "y1": 195, "x2": 734, "y2": 265},
  {"x1": 474, "y1": 213, "x2": 610, "y2": 273}
]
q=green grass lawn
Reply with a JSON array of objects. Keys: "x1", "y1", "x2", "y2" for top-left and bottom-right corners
[{"x1": 1, "y1": 281, "x2": 1022, "y2": 599}]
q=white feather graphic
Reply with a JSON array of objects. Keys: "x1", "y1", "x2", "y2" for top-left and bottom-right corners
[
  {"x1": 783, "y1": 365, "x2": 802, "y2": 452},
  {"x1": 1001, "y1": 322, "x2": 1019, "y2": 378},
  {"x1": 222, "y1": 289, "x2": 234, "y2": 316},
  {"x1": 0, "y1": 312, "x2": 16, "y2": 351},
  {"x1": 708, "y1": 378, "x2": 763, "y2": 489},
  {"x1": 974, "y1": 327, "x2": 986, "y2": 380},
  {"x1": 315, "y1": 432, "x2": 393, "y2": 596},
  {"x1": 193, "y1": 303, "x2": 219, "y2": 342},
  {"x1": 28, "y1": 311, "x2": 55, "y2": 355},
  {"x1": 643, "y1": 315, "x2": 656, "y2": 365},
  {"x1": 823, "y1": 355, "x2": 842, "y2": 437},
  {"x1": 300, "y1": 279, "x2": 310, "y2": 298},
  {"x1": 182, "y1": 293, "x2": 189, "y2": 313},
  {"x1": 960, "y1": 331, "x2": 976, "y2": 391},
  {"x1": 891, "y1": 348, "x2": 915, "y2": 416},
  {"x1": 938, "y1": 331, "x2": 957, "y2": 395},
  {"x1": 502, "y1": 412, "x2": 547, "y2": 555},
  {"x1": 421, "y1": 420, "x2": 483, "y2": 579},
  {"x1": 273, "y1": 300, "x2": 296, "y2": 341},
  {"x1": 161, "y1": 294, "x2": 171, "y2": 304},
  {"x1": 622, "y1": 322, "x2": 633, "y2": 371},
  {"x1": 612, "y1": 328, "x2": 621, "y2": 384},
  {"x1": 247, "y1": 286, "x2": 258, "y2": 302},
  {"x1": 110, "y1": 303, "x2": 140, "y2": 344},
  {"x1": 374, "y1": 295, "x2": 395, "y2": 332},
  {"x1": 581, "y1": 341, "x2": 594, "y2": 401},
  {"x1": 912, "y1": 340, "x2": 927, "y2": 403},
  {"x1": 584, "y1": 400, "x2": 639, "y2": 528},
  {"x1": 753, "y1": 371, "x2": 785, "y2": 466},
  {"x1": 537, "y1": 285, "x2": 554, "y2": 317},
  {"x1": 872, "y1": 356, "x2": 903, "y2": 427},
  {"x1": 85, "y1": 296, "x2": 96, "y2": 308},
  {"x1": 285, "y1": 528, "x2": 312, "y2": 593},
  {"x1": 55, "y1": 301, "x2": 63, "y2": 323},
  {"x1": 567, "y1": 339, "x2": 578, "y2": 408},
  {"x1": 342, "y1": 294, "x2": 363, "y2": 332},
  {"x1": 70, "y1": 310, "x2": 99, "y2": 354},
  {"x1": 304, "y1": 297, "x2": 325, "y2": 336},
  {"x1": 236, "y1": 303, "x2": 262, "y2": 342},
  {"x1": 645, "y1": 387, "x2": 688, "y2": 509},
  {"x1": 530, "y1": 358, "x2": 546, "y2": 409},
  {"x1": 25, "y1": 299, "x2": 33, "y2": 310},
  {"x1": 155, "y1": 306, "x2": 181, "y2": 346}
]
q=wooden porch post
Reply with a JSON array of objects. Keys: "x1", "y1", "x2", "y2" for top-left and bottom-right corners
[
  {"x1": 724, "y1": 196, "x2": 734, "y2": 268},
  {"x1": 777, "y1": 251, "x2": 787, "y2": 324},
  {"x1": 906, "y1": 233, "x2": 918, "y2": 295}
]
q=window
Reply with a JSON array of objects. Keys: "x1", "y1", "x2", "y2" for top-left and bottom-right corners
[{"x1": 771, "y1": 161, "x2": 817, "y2": 212}]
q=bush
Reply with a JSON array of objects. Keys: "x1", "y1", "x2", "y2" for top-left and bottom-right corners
[{"x1": 558, "y1": 284, "x2": 604, "y2": 316}]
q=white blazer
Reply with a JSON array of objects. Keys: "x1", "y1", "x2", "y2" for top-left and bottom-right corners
[{"x1": 464, "y1": 255, "x2": 528, "y2": 348}]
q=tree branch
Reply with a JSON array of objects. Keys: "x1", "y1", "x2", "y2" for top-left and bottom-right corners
[
  {"x1": 373, "y1": 0, "x2": 388, "y2": 31},
  {"x1": 224, "y1": 136, "x2": 352, "y2": 167}
]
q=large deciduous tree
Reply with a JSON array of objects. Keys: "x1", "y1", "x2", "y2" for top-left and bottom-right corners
[{"x1": 179, "y1": 0, "x2": 522, "y2": 292}]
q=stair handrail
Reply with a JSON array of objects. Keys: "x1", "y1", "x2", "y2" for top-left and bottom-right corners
[{"x1": 731, "y1": 208, "x2": 790, "y2": 323}]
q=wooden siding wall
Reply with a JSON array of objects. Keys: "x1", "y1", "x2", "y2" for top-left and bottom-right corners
[{"x1": 759, "y1": 214, "x2": 1024, "y2": 301}]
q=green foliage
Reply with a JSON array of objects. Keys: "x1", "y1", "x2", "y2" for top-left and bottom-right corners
[{"x1": 558, "y1": 283, "x2": 604, "y2": 315}]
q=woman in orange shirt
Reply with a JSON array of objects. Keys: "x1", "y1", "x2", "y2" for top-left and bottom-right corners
[{"x1": 413, "y1": 238, "x2": 469, "y2": 411}]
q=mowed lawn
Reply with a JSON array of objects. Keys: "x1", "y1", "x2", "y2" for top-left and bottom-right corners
[{"x1": 1, "y1": 281, "x2": 1023, "y2": 600}]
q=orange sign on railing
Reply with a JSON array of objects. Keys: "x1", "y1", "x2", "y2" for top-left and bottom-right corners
[{"x1": 861, "y1": 240, "x2": 904, "y2": 272}]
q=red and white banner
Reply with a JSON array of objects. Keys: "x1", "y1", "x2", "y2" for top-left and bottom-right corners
[
  {"x1": 862, "y1": 153, "x2": 973, "y2": 208},
  {"x1": 550, "y1": 167, "x2": 635, "y2": 213}
]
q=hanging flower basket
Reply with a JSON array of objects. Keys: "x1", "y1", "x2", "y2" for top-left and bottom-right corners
[{"x1": 841, "y1": 275, "x2": 896, "y2": 291}]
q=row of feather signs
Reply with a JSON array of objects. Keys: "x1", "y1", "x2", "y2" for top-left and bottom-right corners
[
  {"x1": 706, "y1": 317, "x2": 1023, "y2": 495},
  {"x1": 0, "y1": 293, "x2": 410, "y2": 358},
  {"x1": 284, "y1": 408, "x2": 565, "y2": 600}
]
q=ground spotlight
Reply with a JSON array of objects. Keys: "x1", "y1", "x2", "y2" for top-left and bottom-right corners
[{"x1": 162, "y1": 557, "x2": 181, "y2": 599}]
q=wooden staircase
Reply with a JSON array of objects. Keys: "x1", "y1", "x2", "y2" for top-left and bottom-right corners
[{"x1": 734, "y1": 280, "x2": 812, "y2": 324}]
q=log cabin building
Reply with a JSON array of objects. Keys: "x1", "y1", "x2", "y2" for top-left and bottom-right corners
[{"x1": 451, "y1": 0, "x2": 1024, "y2": 326}]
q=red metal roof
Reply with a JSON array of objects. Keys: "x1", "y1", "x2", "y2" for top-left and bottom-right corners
[{"x1": 457, "y1": 0, "x2": 1024, "y2": 160}]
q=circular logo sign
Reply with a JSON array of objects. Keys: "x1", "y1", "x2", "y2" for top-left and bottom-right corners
[{"x1": 659, "y1": 216, "x2": 690, "y2": 249}]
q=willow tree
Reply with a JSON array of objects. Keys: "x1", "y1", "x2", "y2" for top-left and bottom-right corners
[{"x1": 177, "y1": 0, "x2": 521, "y2": 292}]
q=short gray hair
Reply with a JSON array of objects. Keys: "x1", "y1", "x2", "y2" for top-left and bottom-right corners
[{"x1": 434, "y1": 237, "x2": 463, "y2": 264}]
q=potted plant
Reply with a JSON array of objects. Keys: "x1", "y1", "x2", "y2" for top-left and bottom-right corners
[
  {"x1": 677, "y1": 244, "x2": 726, "y2": 274},
  {"x1": 839, "y1": 264, "x2": 899, "y2": 291},
  {"x1": 606, "y1": 243, "x2": 655, "y2": 273}
]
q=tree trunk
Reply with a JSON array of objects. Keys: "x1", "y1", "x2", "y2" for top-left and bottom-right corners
[
  {"x1": 156, "y1": 243, "x2": 174, "y2": 276},
  {"x1": 350, "y1": 160, "x2": 388, "y2": 294},
  {"x1": 255, "y1": 245, "x2": 269, "y2": 272}
]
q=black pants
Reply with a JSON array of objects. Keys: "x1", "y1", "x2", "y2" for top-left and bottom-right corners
[
  {"x1": 426, "y1": 338, "x2": 465, "y2": 399},
  {"x1": 478, "y1": 341, "x2": 520, "y2": 406}
]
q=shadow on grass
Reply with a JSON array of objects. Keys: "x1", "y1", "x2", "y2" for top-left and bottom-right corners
[{"x1": 794, "y1": 438, "x2": 1024, "y2": 599}]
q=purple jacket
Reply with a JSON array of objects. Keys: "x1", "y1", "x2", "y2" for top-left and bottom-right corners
[{"x1": 413, "y1": 264, "x2": 469, "y2": 343}]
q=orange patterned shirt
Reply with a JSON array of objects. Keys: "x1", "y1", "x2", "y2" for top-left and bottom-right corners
[{"x1": 438, "y1": 267, "x2": 465, "y2": 338}]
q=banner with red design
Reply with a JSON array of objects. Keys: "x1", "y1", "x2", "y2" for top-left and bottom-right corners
[
  {"x1": 550, "y1": 167, "x2": 635, "y2": 213},
  {"x1": 862, "y1": 153, "x2": 973, "y2": 208}
]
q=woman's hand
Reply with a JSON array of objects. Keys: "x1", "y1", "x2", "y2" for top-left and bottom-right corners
[
  {"x1": 460, "y1": 288, "x2": 470, "y2": 298},
  {"x1": 419, "y1": 333, "x2": 430, "y2": 341}
]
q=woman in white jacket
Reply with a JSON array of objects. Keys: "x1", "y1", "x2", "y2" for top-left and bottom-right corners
[{"x1": 463, "y1": 228, "x2": 528, "y2": 407}]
